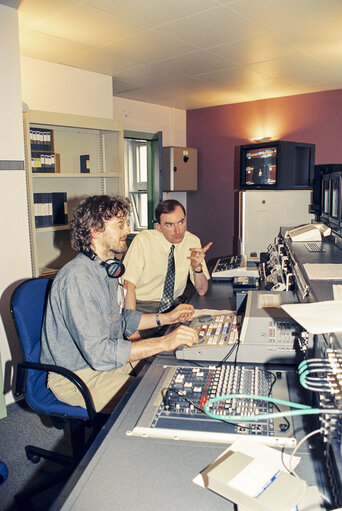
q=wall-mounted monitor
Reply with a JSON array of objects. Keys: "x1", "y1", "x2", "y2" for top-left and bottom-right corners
[
  {"x1": 242, "y1": 146, "x2": 277, "y2": 187},
  {"x1": 240, "y1": 141, "x2": 315, "y2": 190}
]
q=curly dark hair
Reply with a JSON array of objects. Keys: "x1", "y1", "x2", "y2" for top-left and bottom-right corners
[
  {"x1": 70, "y1": 195, "x2": 131, "y2": 253},
  {"x1": 155, "y1": 199, "x2": 186, "y2": 223}
]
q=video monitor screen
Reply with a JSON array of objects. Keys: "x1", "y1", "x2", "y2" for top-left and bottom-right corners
[
  {"x1": 244, "y1": 147, "x2": 277, "y2": 186},
  {"x1": 322, "y1": 179, "x2": 330, "y2": 215},
  {"x1": 330, "y1": 176, "x2": 340, "y2": 219}
]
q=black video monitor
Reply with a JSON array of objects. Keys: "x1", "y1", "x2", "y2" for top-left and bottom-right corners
[
  {"x1": 321, "y1": 176, "x2": 330, "y2": 218},
  {"x1": 241, "y1": 146, "x2": 277, "y2": 189},
  {"x1": 330, "y1": 175, "x2": 340, "y2": 220},
  {"x1": 328, "y1": 173, "x2": 342, "y2": 234}
]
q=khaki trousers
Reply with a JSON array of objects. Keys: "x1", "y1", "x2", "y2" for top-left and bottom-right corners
[{"x1": 47, "y1": 363, "x2": 138, "y2": 414}]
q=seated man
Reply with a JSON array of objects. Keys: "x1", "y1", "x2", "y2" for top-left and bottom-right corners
[
  {"x1": 40, "y1": 195, "x2": 198, "y2": 414},
  {"x1": 123, "y1": 199, "x2": 212, "y2": 314}
]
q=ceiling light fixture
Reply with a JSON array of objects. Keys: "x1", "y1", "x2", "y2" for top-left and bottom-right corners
[{"x1": 250, "y1": 136, "x2": 272, "y2": 143}]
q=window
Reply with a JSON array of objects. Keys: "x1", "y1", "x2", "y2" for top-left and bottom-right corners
[
  {"x1": 124, "y1": 131, "x2": 162, "y2": 233},
  {"x1": 125, "y1": 138, "x2": 148, "y2": 230}
]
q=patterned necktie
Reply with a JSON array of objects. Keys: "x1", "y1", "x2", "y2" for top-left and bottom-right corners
[{"x1": 159, "y1": 245, "x2": 175, "y2": 313}]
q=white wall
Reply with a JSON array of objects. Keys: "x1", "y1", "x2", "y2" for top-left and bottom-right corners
[
  {"x1": 113, "y1": 96, "x2": 187, "y2": 207},
  {"x1": 21, "y1": 57, "x2": 113, "y2": 119},
  {"x1": 0, "y1": 4, "x2": 32, "y2": 407},
  {"x1": 113, "y1": 96, "x2": 186, "y2": 146}
]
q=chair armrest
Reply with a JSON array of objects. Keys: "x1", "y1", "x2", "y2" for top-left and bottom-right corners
[{"x1": 16, "y1": 361, "x2": 97, "y2": 421}]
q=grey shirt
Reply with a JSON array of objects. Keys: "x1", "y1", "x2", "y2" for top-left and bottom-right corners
[{"x1": 41, "y1": 253, "x2": 142, "y2": 372}]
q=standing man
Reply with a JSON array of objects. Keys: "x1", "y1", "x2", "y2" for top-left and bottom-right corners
[
  {"x1": 41, "y1": 195, "x2": 198, "y2": 414},
  {"x1": 123, "y1": 199, "x2": 212, "y2": 314}
]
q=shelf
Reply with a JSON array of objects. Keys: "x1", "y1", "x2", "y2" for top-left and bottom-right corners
[
  {"x1": 35, "y1": 224, "x2": 70, "y2": 233},
  {"x1": 32, "y1": 172, "x2": 122, "y2": 178},
  {"x1": 24, "y1": 110, "x2": 124, "y2": 277},
  {"x1": 39, "y1": 267, "x2": 60, "y2": 278}
]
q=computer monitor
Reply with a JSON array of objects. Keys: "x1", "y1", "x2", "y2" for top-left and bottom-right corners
[
  {"x1": 330, "y1": 174, "x2": 340, "y2": 221},
  {"x1": 321, "y1": 175, "x2": 330, "y2": 219},
  {"x1": 240, "y1": 141, "x2": 315, "y2": 190},
  {"x1": 320, "y1": 171, "x2": 342, "y2": 235},
  {"x1": 243, "y1": 146, "x2": 277, "y2": 187}
]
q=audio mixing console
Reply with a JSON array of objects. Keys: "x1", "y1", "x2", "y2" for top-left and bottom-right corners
[
  {"x1": 127, "y1": 363, "x2": 296, "y2": 447},
  {"x1": 176, "y1": 313, "x2": 241, "y2": 361},
  {"x1": 175, "y1": 306, "x2": 300, "y2": 364}
]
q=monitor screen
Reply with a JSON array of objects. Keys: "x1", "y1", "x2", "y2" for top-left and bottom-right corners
[
  {"x1": 244, "y1": 147, "x2": 277, "y2": 186},
  {"x1": 330, "y1": 176, "x2": 340, "y2": 219},
  {"x1": 322, "y1": 178, "x2": 330, "y2": 216}
]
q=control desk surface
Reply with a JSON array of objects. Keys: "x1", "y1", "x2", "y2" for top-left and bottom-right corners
[{"x1": 51, "y1": 273, "x2": 333, "y2": 511}]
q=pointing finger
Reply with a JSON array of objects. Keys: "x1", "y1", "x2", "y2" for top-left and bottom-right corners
[{"x1": 203, "y1": 242, "x2": 213, "y2": 253}]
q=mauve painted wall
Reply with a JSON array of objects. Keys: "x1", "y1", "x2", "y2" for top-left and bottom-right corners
[{"x1": 186, "y1": 89, "x2": 342, "y2": 260}]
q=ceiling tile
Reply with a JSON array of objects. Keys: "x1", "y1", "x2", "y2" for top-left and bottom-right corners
[
  {"x1": 247, "y1": 55, "x2": 329, "y2": 80},
  {"x1": 63, "y1": 47, "x2": 142, "y2": 75},
  {"x1": 21, "y1": 1, "x2": 143, "y2": 47},
  {"x1": 19, "y1": 29, "x2": 89, "y2": 61},
  {"x1": 194, "y1": 66, "x2": 267, "y2": 86},
  {"x1": 230, "y1": 0, "x2": 342, "y2": 30},
  {"x1": 153, "y1": 51, "x2": 236, "y2": 77},
  {"x1": 208, "y1": 34, "x2": 297, "y2": 65},
  {"x1": 113, "y1": 64, "x2": 187, "y2": 89},
  {"x1": 80, "y1": 0, "x2": 219, "y2": 28},
  {"x1": 157, "y1": 6, "x2": 265, "y2": 49},
  {"x1": 18, "y1": 0, "x2": 81, "y2": 29},
  {"x1": 276, "y1": 17, "x2": 342, "y2": 67},
  {"x1": 281, "y1": 70, "x2": 342, "y2": 91},
  {"x1": 105, "y1": 31, "x2": 197, "y2": 64}
]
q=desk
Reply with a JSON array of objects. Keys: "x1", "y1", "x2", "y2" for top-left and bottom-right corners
[{"x1": 52, "y1": 280, "x2": 331, "y2": 511}]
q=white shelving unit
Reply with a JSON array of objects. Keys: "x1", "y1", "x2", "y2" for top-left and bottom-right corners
[{"x1": 23, "y1": 110, "x2": 124, "y2": 277}]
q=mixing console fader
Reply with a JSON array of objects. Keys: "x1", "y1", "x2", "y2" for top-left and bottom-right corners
[{"x1": 128, "y1": 363, "x2": 296, "y2": 447}]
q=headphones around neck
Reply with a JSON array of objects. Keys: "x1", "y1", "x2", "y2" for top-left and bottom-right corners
[{"x1": 83, "y1": 248, "x2": 125, "y2": 278}]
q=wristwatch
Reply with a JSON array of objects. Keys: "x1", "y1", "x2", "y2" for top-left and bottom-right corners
[{"x1": 194, "y1": 266, "x2": 203, "y2": 273}]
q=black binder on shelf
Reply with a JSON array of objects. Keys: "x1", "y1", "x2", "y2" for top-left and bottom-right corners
[
  {"x1": 33, "y1": 193, "x2": 53, "y2": 228},
  {"x1": 80, "y1": 154, "x2": 90, "y2": 173},
  {"x1": 52, "y1": 192, "x2": 68, "y2": 225}
]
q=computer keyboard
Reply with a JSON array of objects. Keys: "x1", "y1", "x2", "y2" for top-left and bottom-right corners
[
  {"x1": 212, "y1": 254, "x2": 259, "y2": 280},
  {"x1": 214, "y1": 255, "x2": 244, "y2": 271},
  {"x1": 304, "y1": 241, "x2": 324, "y2": 252}
]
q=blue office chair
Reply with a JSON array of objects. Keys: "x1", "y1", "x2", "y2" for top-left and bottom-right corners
[{"x1": 10, "y1": 278, "x2": 104, "y2": 508}]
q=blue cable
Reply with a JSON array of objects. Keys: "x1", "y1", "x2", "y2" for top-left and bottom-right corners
[{"x1": 203, "y1": 393, "x2": 315, "y2": 422}]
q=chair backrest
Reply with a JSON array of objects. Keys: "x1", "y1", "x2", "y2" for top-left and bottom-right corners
[
  {"x1": 11, "y1": 278, "x2": 51, "y2": 364},
  {"x1": 11, "y1": 278, "x2": 89, "y2": 419}
]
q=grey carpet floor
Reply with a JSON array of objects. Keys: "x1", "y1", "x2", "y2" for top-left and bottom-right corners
[{"x1": 0, "y1": 400, "x2": 74, "y2": 511}]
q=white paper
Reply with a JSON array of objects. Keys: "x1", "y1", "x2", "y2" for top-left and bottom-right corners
[
  {"x1": 229, "y1": 460, "x2": 280, "y2": 498},
  {"x1": 304, "y1": 263, "x2": 342, "y2": 280},
  {"x1": 281, "y1": 300, "x2": 342, "y2": 334},
  {"x1": 193, "y1": 439, "x2": 300, "y2": 489},
  {"x1": 333, "y1": 285, "x2": 342, "y2": 300}
]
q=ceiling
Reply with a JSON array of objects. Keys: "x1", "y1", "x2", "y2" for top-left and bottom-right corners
[{"x1": 15, "y1": 0, "x2": 342, "y2": 110}]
